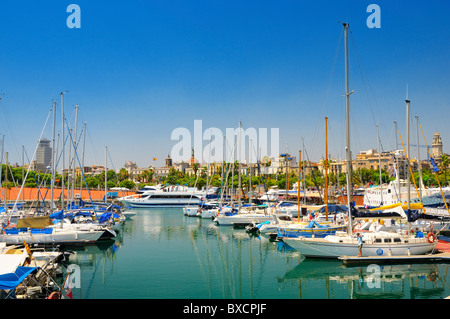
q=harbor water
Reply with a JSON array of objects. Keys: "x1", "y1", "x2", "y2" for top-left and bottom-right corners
[{"x1": 62, "y1": 208, "x2": 450, "y2": 299}]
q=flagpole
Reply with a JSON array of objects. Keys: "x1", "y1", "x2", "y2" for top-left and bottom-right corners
[
  {"x1": 61, "y1": 270, "x2": 72, "y2": 299},
  {"x1": 419, "y1": 123, "x2": 450, "y2": 214}
]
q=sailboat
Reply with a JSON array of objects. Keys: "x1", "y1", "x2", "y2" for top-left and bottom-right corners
[
  {"x1": 282, "y1": 23, "x2": 437, "y2": 258},
  {"x1": 250, "y1": 118, "x2": 348, "y2": 237},
  {"x1": 213, "y1": 122, "x2": 276, "y2": 226},
  {"x1": 1, "y1": 101, "x2": 116, "y2": 245}
]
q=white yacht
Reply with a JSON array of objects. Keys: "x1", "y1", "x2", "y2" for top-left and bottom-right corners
[
  {"x1": 214, "y1": 205, "x2": 273, "y2": 226},
  {"x1": 283, "y1": 231, "x2": 437, "y2": 258},
  {"x1": 118, "y1": 185, "x2": 206, "y2": 208}
]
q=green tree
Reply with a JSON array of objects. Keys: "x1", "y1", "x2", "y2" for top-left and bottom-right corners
[
  {"x1": 117, "y1": 168, "x2": 129, "y2": 182},
  {"x1": 440, "y1": 154, "x2": 449, "y2": 186},
  {"x1": 142, "y1": 169, "x2": 153, "y2": 183},
  {"x1": 119, "y1": 179, "x2": 135, "y2": 189}
]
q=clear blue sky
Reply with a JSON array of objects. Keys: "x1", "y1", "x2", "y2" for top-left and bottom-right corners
[{"x1": 0, "y1": 0, "x2": 448, "y2": 169}]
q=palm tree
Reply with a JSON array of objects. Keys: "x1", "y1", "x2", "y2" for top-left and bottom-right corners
[
  {"x1": 142, "y1": 169, "x2": 153, "y2": 183},
  {"x1": 440, "y1": 154, "x2": 449, "y2": 186},
  {"x1": 118, "y1": 168, "x2": 130, "y2": 182},
  {"x1": 193, "y1": 163, "x2": 199, "y2": 176}
]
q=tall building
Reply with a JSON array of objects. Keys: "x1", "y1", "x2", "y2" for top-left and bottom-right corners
[
  {"x1": 165, "y1": 155, "x2": 173, "y2": 167},
  {"x1": 432, "y1": 132, "x2": 443, "y2": 159},
  {"x1": 36, "y1": 139, "x2": 52, "y2": 172}
]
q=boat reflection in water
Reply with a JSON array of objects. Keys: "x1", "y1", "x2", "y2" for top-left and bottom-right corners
[
  {"x1": 54, "y1": 208, "x2": 450, "y2": 299},
  {"x1": 277, "y1": 252, "x2": 447, "y2": 299},
  {"x1": 59, "y1": 233, "x2": 125, "y2": 299}
]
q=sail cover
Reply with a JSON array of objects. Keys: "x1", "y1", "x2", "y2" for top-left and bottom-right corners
[
  {"x1": 0, "y1": 266, "x2": 37, "y2": 290},
  {"x1": 16, "y1": 216, "x2": 52, "y2": 229}
]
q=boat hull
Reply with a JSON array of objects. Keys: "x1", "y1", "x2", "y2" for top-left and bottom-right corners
[
  {"x1": 183, "y1": 206, "x2": 199, "y2": 216},
  {"x1": 0, "y1": 229, "x2": 103, "y2": 245},
  {"x1": 121, "y1": 197, "x2": 202, "y2": 208},
  {"x1": 277, "y1": 225, "x2": 348, "y2": 238},
  {"x1": 283, "y1": 236, "x2": 437, "y2": 258},
  {"x1": 215, "y1": 214, "x2": 273, "y2": 226}
]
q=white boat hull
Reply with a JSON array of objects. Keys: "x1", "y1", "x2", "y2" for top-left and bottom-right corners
[
  {"x1": 200, "y1": 209, "x2": 217, "y2": 219},
  {"x1": 183, "y1": 207, "x2": 199, "y2": 216},
  {"x1": 283, "y1": 234, "x2": 437, "y2": 258},
  {"x1": 0, "y1": 229, "x2": 104, "y2": 245},
  {"x1": 121, "y1": 197, "x2": 202, "y2": 208},
  {"x1": 214, "y1": 214, "x2": 273, "y2": 226}
]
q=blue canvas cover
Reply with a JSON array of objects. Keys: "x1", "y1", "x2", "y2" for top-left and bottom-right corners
[
  {"x1": 49, "y1": 210, "x2": 64, "y2": 220},
  {"x1": 0, "y1": 266, "x2": 37, "y2": 290}
]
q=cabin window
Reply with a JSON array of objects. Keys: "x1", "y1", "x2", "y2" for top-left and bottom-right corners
[
  {"x1": 388, "y1": 189, "x2": 391, "y2": 193},
  {"x1": 393, "y1": 238, "x2": 401, "y2": 243},
  {"x1": 384, "y1": 238, "x2": 392, "y2": 243},
  {"x1": 375, "y1": 238, "x2": 382, "y2": 243}
]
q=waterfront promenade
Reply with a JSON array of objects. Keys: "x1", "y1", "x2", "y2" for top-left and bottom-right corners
[{"x1": 1, "y1": 187, "x2": 134, "y2": 203}]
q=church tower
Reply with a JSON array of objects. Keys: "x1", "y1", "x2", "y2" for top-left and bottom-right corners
[
  {"x1": 165, "y1": 154, "x2": 173, "y2": 167},
  {"x1": 432, "y1": 132, "x2": 443, "y2": 158}
]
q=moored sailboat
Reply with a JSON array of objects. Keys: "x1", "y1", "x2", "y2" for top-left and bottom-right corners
[{"x1": 282, "y1": 23, "x2": 437, "y2": 259}]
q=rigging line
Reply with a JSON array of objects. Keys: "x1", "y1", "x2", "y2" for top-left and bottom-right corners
[
  {"x1": 0, "y1": 98, "x2": 22, "y2": 161},
  {"x1": 106, "y1": 150, "x2": 124, "y2": 194},
  {"x1": 419, "y1": 119, "x2": 449, "y2": 215},
  {"x1": 349, "y1": 29, "x2": 380, "y2": 131},
  {"x1": 349, "y1": 28, "x2": 388, "y2": 155},
  {"x1": 21, "y1": 148, "x2": 40, "y2": 209},
  {"x1": 85, "y1": 125, "x2": 101, "y2": 166},
  {"x1": 64, "y1": 117, "x2": 100, "y2": 217},
  {"x1": 321, "y1": 27, "x2": 344, "y2": 112},
  {"x1": 12, "y1": 107, "x2": 53, "y2": 212},
  {"x1": 308, "y1": 28, "x2": 343, "y2": 162},
  {"x1": 65, "y1": 125, "x2": 85, "y2": 178}
]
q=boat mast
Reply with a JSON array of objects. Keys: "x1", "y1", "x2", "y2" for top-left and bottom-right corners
[
  {"x1": 238, "y1": 121, "x2": 242, "y2": 212},
  {"x1": 105, "y1": 146, "x2": 108, "y2": 203},
  {"x1": 72, "y1": 104, "x2": 79, "y2": 204},
  {"x1": 377, "y1": 124, "x2": 383, "y2": 205},
  {"x1": 249, "y1": 138, "x2": 252, "y2": 205},
  {"x1": 343, "y1": 22, "x2": 353, "y2": 234},
  {"x1": 61, "y1": 92, "x2": 65, "y2": 210},
  {"x1": 406, "y1": 98, "x2": 411, "y2": 213},
  {"x1": 415, "y1": 115, "x2": 424, "y2": 199},
  {"x1": 80, "y1": 123, "x2": 86, "y2": 196},
  {"x1": 0, "y1": 135, "x2": 7, "y2": 214},
  {"x1": 51, "y1": 101, "x2": 56, "y2": 211},
  {"x1": 298, "y1": 150, "x2": 301, "y2": 218},
  {"x1": 301, "y1": 137, "x2": 306, "y2": 205},
  {"x1": 325, "y1": 116, "x2": 328, "y2": 220}
]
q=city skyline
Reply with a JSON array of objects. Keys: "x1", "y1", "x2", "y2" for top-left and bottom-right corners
[{"x1": 0, "y1": 1, "x2": 448, "y2": 169}]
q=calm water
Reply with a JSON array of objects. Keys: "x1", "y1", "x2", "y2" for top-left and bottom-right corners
[{"x1": 62, "y1": 208, "x2": 450, "y2": 299}]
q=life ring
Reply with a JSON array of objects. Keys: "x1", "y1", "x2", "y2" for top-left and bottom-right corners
[
  {"x1": 47, "y1": 292, "x2": 60, "y2": 299},
  {"x1": 427, "y1": 233, "x2": 436, "y2": 243},
  {"x1": 428, "y1": 271, "x2": 437, "y2": 282}
]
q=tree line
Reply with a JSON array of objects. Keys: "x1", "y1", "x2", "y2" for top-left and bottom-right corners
[{"x1": 1, "y1": 153, "x2": 449, "y2": 193}]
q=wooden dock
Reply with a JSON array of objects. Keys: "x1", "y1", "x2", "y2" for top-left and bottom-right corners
[{"x1": 339, "y1": 251, "x2": 450, "y2": 265}]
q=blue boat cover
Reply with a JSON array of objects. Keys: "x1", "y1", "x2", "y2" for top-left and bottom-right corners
[
  {"x1": 0, "y1": 266, "x2": 37, "y2": 290},
  {"x1": 306, "y1": 221, "x2": 328, "y2": 229},
  {"x1": 98, "y1": 212, "x2": 120, "y2": 223},
  {"x1": 318, "y1": 205, "x2": 348, "y2": 213},
  {"x1": 256, "y1": 221, "x2": 271, "y2": 229},
  {"x1": 279, "y1": 202, "x2": 294, "y2": 207},
  {"x1": 49, "y1": 210, "x2": 64, "y2": 220}
]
